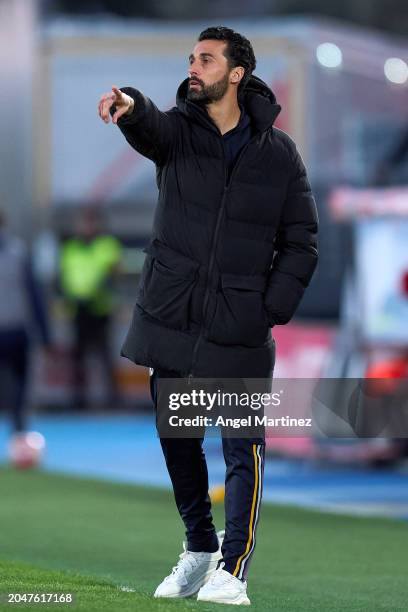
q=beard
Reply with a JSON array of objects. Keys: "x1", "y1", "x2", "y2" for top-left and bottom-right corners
[{"x1": 186, "y1": 71, "x2": 230, "y2": 103}]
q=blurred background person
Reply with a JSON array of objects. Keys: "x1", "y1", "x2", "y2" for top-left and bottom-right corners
[
  {"x1": 0, "y1": 209, "x2": 52, "y2": 437},
  {"x1": 59, "y1": 208, "x2": 123, "y2": 410}
]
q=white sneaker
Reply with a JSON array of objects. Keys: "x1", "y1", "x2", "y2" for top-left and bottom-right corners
[
  {"x1": 153, "y1": 530, "x2": 224, "y2": 598},
  {"x1": 197, "y1": 562, "x2": 251, "y2": 605}
]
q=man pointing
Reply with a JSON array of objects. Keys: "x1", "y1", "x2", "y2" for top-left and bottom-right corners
[{"x1": 98, "y1": 26, "x2": 318, "y2": 605}]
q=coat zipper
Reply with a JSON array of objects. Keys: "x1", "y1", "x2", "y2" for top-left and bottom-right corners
[{"x1": 188, "y1": 130, "x2": 260, "y2": 384}]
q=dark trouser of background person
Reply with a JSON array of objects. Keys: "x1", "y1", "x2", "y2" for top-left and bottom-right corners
[
  {"x1": 150, "y1": 367, "x2": 265, "y2": 582},
  {"x1": 0, "y1": 328, "x2": 29, "y2": 433},
  {"x1": 0, "y1": 213, "x2": 52, "y2": 436},
  {"x1": 72, "y1": 303, "x2": 118, "y2": 410}
]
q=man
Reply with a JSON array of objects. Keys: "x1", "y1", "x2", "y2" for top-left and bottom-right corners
[
  {"x1": 59, "y1": 209, "x2": 122, "y2": 410},
  {"x1": 98, "y1": 26, "x2": 318, "y2": 605},
  {"x1": 0, "y1": 210, "x2": 51, "y2": 435}
]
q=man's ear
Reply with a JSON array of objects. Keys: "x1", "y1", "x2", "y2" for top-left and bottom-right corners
[{"x1": 231, "y1": 66, "x2": 245, "y2": 85}]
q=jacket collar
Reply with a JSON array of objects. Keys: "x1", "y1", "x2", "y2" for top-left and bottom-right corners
[{"x1": 176, "y1": 74, "x2": 281, "y2": 134}]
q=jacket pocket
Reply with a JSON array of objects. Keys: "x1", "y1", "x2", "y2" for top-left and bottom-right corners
[
  {"x1": 207, "y1": 273, "x2": 270, "y2": 348},
  {"x1": 138, "y1": 239, "x2": 199, "y2": 332}
]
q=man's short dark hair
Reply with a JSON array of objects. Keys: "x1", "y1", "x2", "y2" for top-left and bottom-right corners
[{"x1": 198, "y1": 26, "x2": 256, "y2": 93}]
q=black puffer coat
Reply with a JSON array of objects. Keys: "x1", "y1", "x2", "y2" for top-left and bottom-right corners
[{"x1": 115, "y1": 76, "x2": 318, "y2": 378}]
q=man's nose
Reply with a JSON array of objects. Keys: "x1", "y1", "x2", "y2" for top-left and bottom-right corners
[{"x1": 188, "y1": 62, "x2": 200, "y2": 78}]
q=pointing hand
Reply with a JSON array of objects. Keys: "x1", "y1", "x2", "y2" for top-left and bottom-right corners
[{"x1": 98, "y1": 85, "x2": 134, "y2": 124}]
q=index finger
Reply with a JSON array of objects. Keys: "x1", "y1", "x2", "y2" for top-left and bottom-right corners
[{"x1": 112, "y1": 85, "x2": 123, "y2": 99}]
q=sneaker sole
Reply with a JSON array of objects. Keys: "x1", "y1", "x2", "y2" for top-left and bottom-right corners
[
  {"x1": 154, "y1": 556, "x2": 222, "y2": 599},
  {"x1": 197, "y1": 593, "x2": 251, "y2": 605}
]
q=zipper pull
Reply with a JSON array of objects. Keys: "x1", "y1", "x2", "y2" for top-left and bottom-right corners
[{"x1": 187, "y1": 373, "x2": 193, "y2": 386}]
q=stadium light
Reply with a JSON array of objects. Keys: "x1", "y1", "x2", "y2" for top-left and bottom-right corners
[
  {"x1": 384, "y1": 57, "x2": 408, "y2": 84},
  {"x1": 316, "y1": 43, "x2": 343, "y2": 69}
]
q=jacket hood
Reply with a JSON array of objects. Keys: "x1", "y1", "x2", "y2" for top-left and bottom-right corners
[{"x1": 176, "y1": 74, "x2": 281, "y2": 134}]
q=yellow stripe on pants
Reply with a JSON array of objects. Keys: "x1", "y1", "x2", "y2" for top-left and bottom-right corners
[{"x1": 232, "y1": 443, "x2": 259, "y2": 577}]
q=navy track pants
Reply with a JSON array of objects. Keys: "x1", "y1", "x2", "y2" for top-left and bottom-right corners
[{"x1": 150, "y1": 368, "x2": 266, "y2": 581}]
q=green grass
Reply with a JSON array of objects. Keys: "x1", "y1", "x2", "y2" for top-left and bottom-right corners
[{"x1": 0, "y1": 467, "x2": 407, "y2": 611}]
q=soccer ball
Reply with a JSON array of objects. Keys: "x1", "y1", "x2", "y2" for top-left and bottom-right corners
[{"x1": 8, "y1": 431, "x2": 46, "y2": 469}]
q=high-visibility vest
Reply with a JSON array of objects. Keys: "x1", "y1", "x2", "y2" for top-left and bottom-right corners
[{"x1": 60, "y1": 235, "x2": 122, "y2": 315}]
